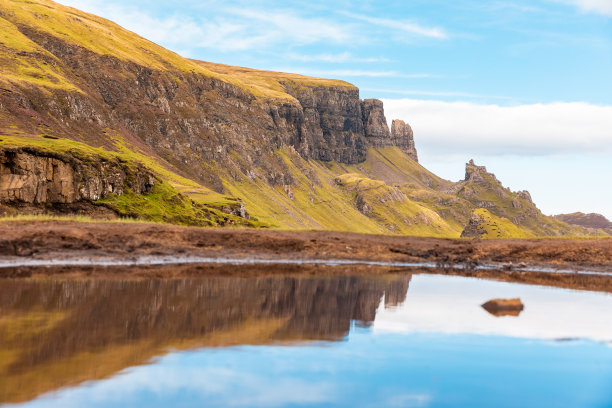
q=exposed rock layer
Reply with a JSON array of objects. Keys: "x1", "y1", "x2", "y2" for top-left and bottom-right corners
[{"x1": 0, "y1": 148, "x2": 156, "y2": 204}]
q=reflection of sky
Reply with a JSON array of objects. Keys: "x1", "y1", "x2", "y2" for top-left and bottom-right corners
[
  {"x1": 374, "y1": 275, "x2": 612, "y2": 343},
  {"x1": 7, "y1": 276, "x2": 612, "y2": 408}
]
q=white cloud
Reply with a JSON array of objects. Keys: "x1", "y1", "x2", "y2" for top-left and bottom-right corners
[
  {"x1": 228, "y1": 9, "x2": 354, "y2": 45},
  {"x1": 560, "y1": 0, "x2": 612, "y2": 16},
  {"x1": 342, "y1": 12, "x2": 449, "y2": 39},
  {"x1": 56, "y1": 1, "x2": 358, "y2": 52},
  {"x1": 381, "y1": 98, "x2": 612, "y2": 157},
  {"x1": 288, "y1": 52, "x2": 390, "y2": 63},
  {"x1": 365, "y1": 88, "x2": 511, "y2": 99},
  {"x1": 272, "y1": 69, "x2": 433, "y2": 78}
]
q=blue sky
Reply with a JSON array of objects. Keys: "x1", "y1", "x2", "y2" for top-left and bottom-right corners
[{"x1": 58, "y1": 0, "x2": 612, "y2": 219}]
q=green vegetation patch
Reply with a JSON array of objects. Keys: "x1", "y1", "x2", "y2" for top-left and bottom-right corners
[{"x1": 97, "y1": 182, "x2": 262, "y2": 228}]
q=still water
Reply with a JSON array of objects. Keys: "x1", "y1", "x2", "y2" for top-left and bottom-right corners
[{"x1": 1, "y1": 273, "x2": 611, "y2": 407}]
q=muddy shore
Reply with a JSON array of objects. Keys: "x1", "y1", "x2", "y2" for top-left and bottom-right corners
[
  {"x1": 0, "y1": 221, "x2": 612, "y2": 286},
  {"x1": 0, "y1": 221, "x2": 611, "y2": 292},
  {"x1": 1, "y1": 221, "x2": 611, "y2": 268}
]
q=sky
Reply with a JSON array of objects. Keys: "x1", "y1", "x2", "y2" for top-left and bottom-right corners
[{"x1": 57, "y1": 0, "x2": 612, "y2": 219}]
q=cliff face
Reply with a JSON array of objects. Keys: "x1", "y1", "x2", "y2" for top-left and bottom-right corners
[
  {"x1": 0, "y1": 24, "x2": 405, "y2": 190},
  {"x1": 0, "y1": 148, "x2": 155, "y2": 204},
  {"x1": 282, "y1": 84, "x2": 368, "y2": 163}
]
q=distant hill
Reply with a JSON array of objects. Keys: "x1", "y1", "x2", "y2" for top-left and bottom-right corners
[
  {"x1": 0, "y1": 0, "x2": 603, "y2": 238},
  {"x1": 555, "y1": 213, "x2": 612, "y2": 234}
]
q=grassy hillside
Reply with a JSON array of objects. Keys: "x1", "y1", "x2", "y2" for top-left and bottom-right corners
[{"x1": 0, "y1": 0, "x2": 351, "y2": 101}]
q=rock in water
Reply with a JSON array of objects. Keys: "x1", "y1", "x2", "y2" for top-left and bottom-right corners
[{"x1": 481, "y1": 298, "x2": 524, "y2": 317}]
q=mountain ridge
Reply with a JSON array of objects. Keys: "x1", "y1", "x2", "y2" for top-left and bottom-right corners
[{"x1": 0, "y1": 0, "x2": 603, "y2": 237}]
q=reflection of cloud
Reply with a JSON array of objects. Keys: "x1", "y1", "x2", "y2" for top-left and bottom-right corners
[
  {"x1": 24, "y1": 363, "x2": 336, "y2": 408},
  {"x1": 373, "y1": 275, "x2": 612, "y2": 343},
  {"x1": 386, "y1": 393, "x2": 432, "y2": 407}
]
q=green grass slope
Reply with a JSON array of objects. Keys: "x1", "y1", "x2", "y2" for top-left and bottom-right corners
[{"x1": 0, "y1": 0, "x2": 352, "y2": 100}]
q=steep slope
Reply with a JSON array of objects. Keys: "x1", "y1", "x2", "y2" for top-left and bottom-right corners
[{"x1": 0, "y1": 0, "x2": 600, "y2": 237}]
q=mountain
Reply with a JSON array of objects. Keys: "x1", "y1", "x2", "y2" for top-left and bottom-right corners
[
  {"x1": 0, "y1": 0, "x2": 601, "y2": 237},
  {"x1": 554, "y1": 212, "x2": 612, "y2": 235}
]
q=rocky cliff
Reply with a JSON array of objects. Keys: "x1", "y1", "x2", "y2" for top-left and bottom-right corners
[
  {"x1": 0, "y1": 147, "x2": 155, "y2": 204},
  {"x1": 0, "y1": 6, "x2": 410, "y2": 191}
]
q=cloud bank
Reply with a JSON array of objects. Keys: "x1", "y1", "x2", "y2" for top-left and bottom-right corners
[{"x1": 381, "y1": 99, "x2": 612, "y2": 158}]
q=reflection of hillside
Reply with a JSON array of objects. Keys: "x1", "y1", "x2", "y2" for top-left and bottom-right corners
[{"x1": 0, "y1": 275, "x2": 410, "y2": 403}]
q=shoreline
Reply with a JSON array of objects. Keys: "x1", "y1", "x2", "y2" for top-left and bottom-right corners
[
  {"x1": 0, "y1": 254, "x2": 610, "y2": 276},
  {"x1": 1, "y1": 220, "x2": 611, "y2": 268},
  {"x1": 0, "y1": 220, "x2": 611, "y2": 292}
]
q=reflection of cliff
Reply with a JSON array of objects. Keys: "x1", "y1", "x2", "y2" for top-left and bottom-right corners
[{"x1": 0, "y1": 275, "x2": 410, "y2": 403}]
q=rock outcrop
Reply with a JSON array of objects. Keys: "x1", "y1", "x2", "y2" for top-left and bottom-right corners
[
  {"x1": 464, "y1": 159, "x2": 493, "y2": 183},
  {"x1": 460, "y1": 210, "x2": 488, "y2": 238},
  {"x1": 0, "y1": 148, "x2": 156, "y2": 205},
  {"x1": 360, "y1": 102, "x2": 419, "y2": 161},
  {"x1": 391, "y1": 119, "x2": 418, "y2": 162},
  {"x1": 361, "y1": 99, "x2": 391, "y2": 147}
]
